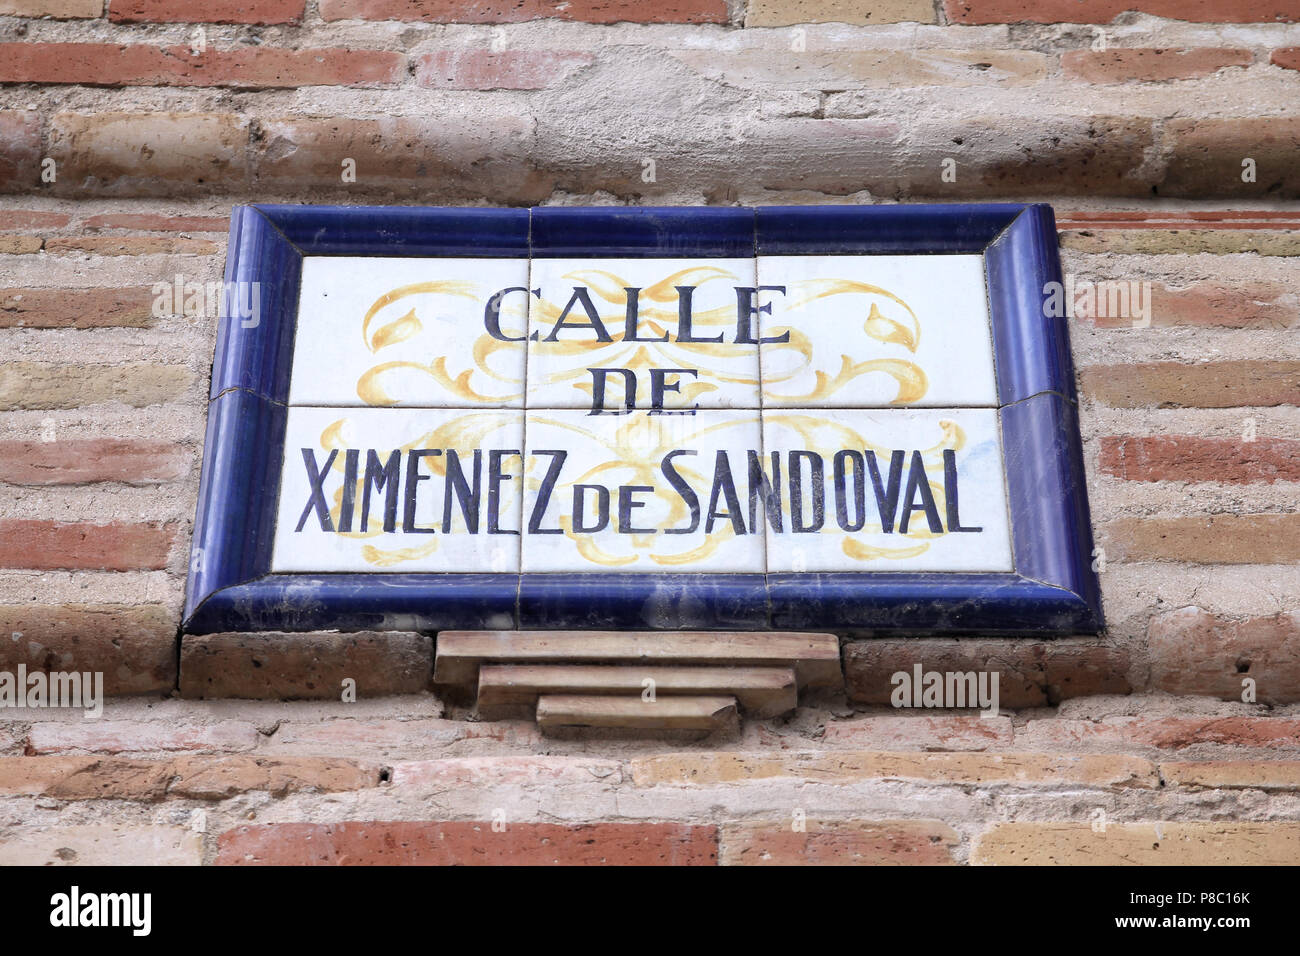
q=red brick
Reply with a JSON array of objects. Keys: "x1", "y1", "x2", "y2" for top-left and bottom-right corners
[
  {"x1": 216, "y1": 821, "x2": 719, "y2": 865},
  {"x1": 1084, "y1": 279, "x2": 1300, "y2": 329},
  {"x1": 0, "y1": 111, "x2": 41, "y2": 192},
  {"x1": 0, "y1": 1, "x2": 103, "y2": 16},
  {"x1": 721, "y1": 819, "x2": 959, "y2": 865},
  {"x1": 108, "y1": 0, "x2": 303, "y2": 23},
  {"x1": 28, "y1": 720, "x2": 259, "y2": 755},
  {"x1": 0, "y1": 604, "x2": 176, "y2": 694},
  {"x1": 44, "y1": 236, "x2": 218, "y2": 256},
  {"x1": 0, "y1": 519, "x2": 177, "y2": 571},
  {"x1": 0, "y1": 43, "x2": 405, "y2": 88},
  {"x1": 49, "y1": 112, "x2": 249, "y2": 196},
  {"x1": 1104, "y1": 514, "x2": 1300, "y2": 564},
  {"x1": 416, "y1": 49, "x2": 594, "y2": 90},
  {"x1": 1272, "y1": 47, "x2": 1300, "y2": 71},
  {"x1": 0, "y1": 287, "x2": 157, "y2": 328},
  {"x1": 1100, "y1": 436, "x2": 1300, "y2": 483},
  {"x1": 1079, "y1": 361, "x2": 1300, "y2": 408},
  {"x1": 179, "y1": 631, "x2": 432, "y2": 699},
  {"x1": 321, "y1": 0, "x2": 727, "y2": 23},
  {"x1": 83, "y1": 213, "x2": 229, "y2": 231},
  {"x1": 0, "y1": 439, "x2": 191, "y2": 485},
  {"x1": 1149, "y1": 607, "x2": 1300, "y2": 703},
  {"x1": 1021, "y1": 715, "x2": 1300, "y2": 750},
  {"x1": 945, "y1": 0, "x2": 1300, "y2": 24},
  {"x1": 844, "y1": 639, "x2": 1130, "y2": 708},
  {"x1": 0, "y1": 210, "x2": 71, "y2": 230},
  {"x1": 1062, "y1": 48, "x2": 1252, "y2": 82}
]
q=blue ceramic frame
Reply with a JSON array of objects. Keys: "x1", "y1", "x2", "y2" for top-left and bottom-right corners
[{"x1": 183, "y1": 203, "x2": 1103, "y2": 636}]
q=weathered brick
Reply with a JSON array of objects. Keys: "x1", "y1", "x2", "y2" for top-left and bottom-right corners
[
  {"x1": 0, "y1": 210, "x2": 70, "y2": 229},
  {"x1": 44, "y1": 236, "x2": 218, "y2": 256},
  {"x1": 1105, "y1": 514, "x2": 1300, "y2": 564},
  {"x1": 0, "y1": 111, "x2": 41, "y2": 192},
  {"x1": 0, "y1": 439, "x2": 191, "y2": 485},
  {"x1": 1060, "y1": 228, "x2": 1300, "y2": 256},
  {"x1": 0, "y1": 361, "x2": 194, "y2": 409},
  {"x1": 0, "y1": 0, "x2": 102, "y2": 15},
  {"x1": 822, "y1": 714, "x2": 1014, "y2": 750},
  {"x1": 49, "y1": 112, "x2": 249, "y2": 196},
  {"x1": 0, "y1": 519, "x2": 177, "y2": 571},
  {"x1": 83, "y1": 213, "x2": 229, "y2": 231},
  {"x1": 416, "y1": 50, "x2": 594, "y2": 90},
  {"x1": 0, "y1": 604, "x2": 176, "y2": 694},
  {"x1": 630, "y1": 752, "x2": 1158, "y2": 788},
  {"x1": 1162, "y1": 760, "x2": 1300, "y2": 790},
  {"x1": 1164, "y1": 118, "x2": 1300, "y2": 198},
  {"x1": 0, "y1": 756, "x2": 172, "y2": 800},
  {"x1": 252, "y1": 115, "x2": 550, "y2": 202},
  {"x1": 217, "y1": 821, "x2": 719, "y2": 865},
  {"x1": 320, "y1": 0, "x2": 727, "y2": 23},
  {"x1": 1100, "y1": 436, "x2": 1300, "y2": 483},
  {"x1": 168, "y1": 755, "x2": 381, "y2": 799},
  {"x1": 28, "y1": 720, "x2": 259, "y2": 755},
  {"x1": 721, "y1": 819, "x2": 958, "y2": 865},
  {"x1": 0, "y1": 286, "x2": 157, "y2": 328},
  {"x1": 844, "y1": 639, "x2": 1130, "y2": 707},
  {"x1": 946, "y1": 0, "x2": 1300, "y2": 24},
  {"x1": 1079, "y1": 360, "x2": 1300, "y2": 408},
  {"x1": 747, "y1": 0, "x2": 935, "y2": 25},
  {"x1": 1062, "y1": 48, "x2": 1252, "y2": 82},
  {"x1": 672, "y1": 49, "x2": 1049, "y2": 88},
  {"x1": 974, "y1": 822, "x2": 1300, "y2": 866},
  {"x1": 1149, "y1": 607, "x2": 1300, "y2": 702},
  {"x1": 0, "y1": 236, "x2": 41, "y2": 253},
  {"x1": 1078, "y1": 279, "x2": 1300, "y2": 329},
  {"x1": 266, "y1": 718, "x2": 541, "y2": 755},
  {"x1": 0, "y1": 825, "x2": 202, "y2": 866},
  {"x1": 1019, "y1": 715, "x2": 1300, "y2": 751},
  {"x1": 0, "y1": 43, "x2": 405, "y2": 88},
  {"x1": 911, "y1": 114, "x2": 1154, "y2": 197},
  {"x1": 178, "y1": 630, "x2": 432, "y2": 699},
  {"x1": 108, "y1": 0, "x2": 303, "y2": 22},
  {"x1": 390, "y1": 756, "x2": 624, "y2": 789},
  {"x1": 1272, "y1": 47, "x2": 1300, "y2": 71}
]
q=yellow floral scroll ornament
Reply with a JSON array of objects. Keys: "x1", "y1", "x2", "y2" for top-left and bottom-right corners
[
  {"x1": 761, "y1": 279, "x2": 929, "y2": 405},
  {"x1": 355, "y1": 281, "x2": 526, "y2": 406},
  {"x1": 762, "y1": 414, "x2": 966, "y2": 563},
  {"x1": 318, "y1": 414, "x2": 522, "y2": 568}
]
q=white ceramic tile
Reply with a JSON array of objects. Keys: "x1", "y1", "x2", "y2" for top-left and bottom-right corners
[
  {"x1": 271, "y1": 406, "x2": 524, "y2": 573},
  {"x1": 525, "y1": 257, "x2": 760, "y2": 410},
  {"x1": 757, "y1": 254, "x2": 997, "y2": 407},
  {"x1": 288, "y1": 256, "x2": 530, "y2": 408},
  {"x1": 520, "y1": 410, "x2": 765, "y2": 573},
  {"x1": 762, "y1": 407, "x2": 1013, "y2": 572}
]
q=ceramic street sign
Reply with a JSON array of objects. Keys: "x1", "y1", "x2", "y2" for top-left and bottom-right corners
[{"x1": 184, "y1": 205, "x2": 1102, "y2": 635}]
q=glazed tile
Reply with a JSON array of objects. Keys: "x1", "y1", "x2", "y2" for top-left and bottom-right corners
[
  {"x1": 271, "y1": 405, "x2": 525, "y2": 573},
  {"x1": 761, "y1": 407, "x2": 1013, "y2": 572},
  {"x1": 287, "y1": 256, "x2": 530, "y2": 408}
]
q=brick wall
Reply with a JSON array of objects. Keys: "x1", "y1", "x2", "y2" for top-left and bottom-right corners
[{"x1": 0, "y1": 0, "x2": 1298, "y2": 865}]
